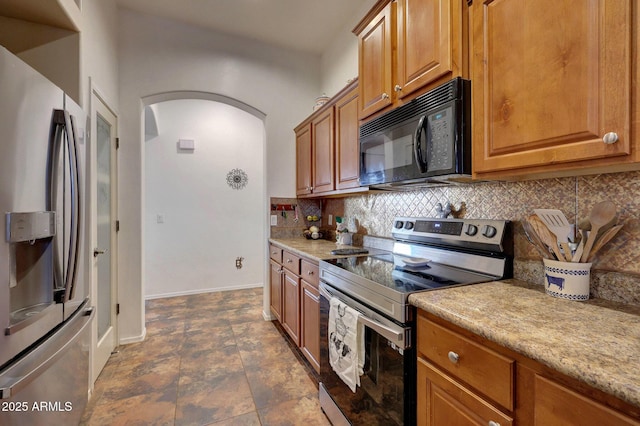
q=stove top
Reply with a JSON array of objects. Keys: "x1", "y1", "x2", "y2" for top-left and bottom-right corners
[
  {"x1": 324, "y1": 253, "x2": 491, "y2": 294},
  {"x1": 319, "y1": 217, "x2": 512, "y2": 324}
]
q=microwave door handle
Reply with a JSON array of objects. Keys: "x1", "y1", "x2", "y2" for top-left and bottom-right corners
[{"x1": 414, "y1": 115, "x2": 427, "y2": 173}]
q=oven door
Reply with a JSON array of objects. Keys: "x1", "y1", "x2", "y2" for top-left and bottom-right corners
[{"x1": 318, "y1": 282, "x2": 416, "y2": 426}]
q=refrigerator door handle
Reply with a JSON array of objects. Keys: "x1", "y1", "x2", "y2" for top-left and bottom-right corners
[
  {"x1": 48, "y1": 110, "x2": 65, "y2": 291},
  {"x1": 0, "y1": 304, "x2": 94, "y2": 399},
  {"x1": 63, "y1": 112, "x2": 80, "y2": 302},
  {"x1": 48, "y1": 110, "x2": 81, "y2": 301}
]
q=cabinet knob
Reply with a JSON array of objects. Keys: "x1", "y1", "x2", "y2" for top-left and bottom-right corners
[
  {"x1": 602, "y1": 132, "x2": 619, "y2": 144},
  {"x1": 307, "y1": 270, "x2": 314, "y2": 275},
  {"x1": 381, "y1": 92, "x2": 390, "y2": 100},
  {"x1": 286, "y1": 259, "x2": 292, "y2": 263},
  {"x1": 394, "y1": 84, "x2": 402, "y2": 92},
  {"x1": 448, "y1": 351, "x2": 460, "y2": 364},
  {"x1": 488, "y1": 421, "x2": 501, "y2": 426}
]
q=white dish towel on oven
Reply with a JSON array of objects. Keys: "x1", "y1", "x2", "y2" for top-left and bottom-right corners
[{"x1": 328, "y1": 297, "x2": 365, "y2": 393}]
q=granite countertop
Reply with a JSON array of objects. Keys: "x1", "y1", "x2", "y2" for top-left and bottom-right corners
[
  {"x1": 269, "y1": 238, "x2": 369, "y2": 262},
  {"x1": 409, "y1": 279, "x2": 640, "y2": 409}
]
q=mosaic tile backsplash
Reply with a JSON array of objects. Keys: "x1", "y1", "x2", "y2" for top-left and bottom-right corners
[{"x1": 271, "y1": 170, "x2": 640, "y2": 306}]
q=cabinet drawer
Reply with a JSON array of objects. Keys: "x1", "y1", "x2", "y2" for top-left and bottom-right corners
[
  {"x1": 282, "y1": 250, "x2": 301, "y2": 274},
  {"x1": 417, "y1": 315, "x2": 514, "y2": 411},
  {"x1": 300, "y1": 259, "x2": 319, "y2": 287},
  {"x1": 418, "y1": 358, "x2": 513, "y2": 426},
  {"x1": 269, "y1": 244, "x2": 282, "y2": 263}
]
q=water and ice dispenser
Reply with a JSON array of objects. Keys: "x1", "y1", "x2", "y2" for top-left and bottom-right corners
[{"x1": 5, "y1": 211, "x2": 57, "y2": 333}]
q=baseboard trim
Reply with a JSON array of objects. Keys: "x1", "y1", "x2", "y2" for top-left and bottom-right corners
[{"x1": 145, "y1": 282, "x2": 264, "y2": 300}]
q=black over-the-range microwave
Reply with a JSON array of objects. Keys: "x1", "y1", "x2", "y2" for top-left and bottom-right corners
[{"x1": 359, "y1": 77, "x2": 471, "y2": 188}]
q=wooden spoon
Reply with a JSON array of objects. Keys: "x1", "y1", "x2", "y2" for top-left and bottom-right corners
[
  {"x1": 528, "y1": 215, "x2": 565, "y2": 261},
  {"x1": 523, "y1": 219, "x2": 552, "y2": 259},
  {"x1": 586, "y1": 224, "x2": 623, "y2": 262},
  {"x1": 580, "y1": 201, "x2": 617, "y2": 262}
]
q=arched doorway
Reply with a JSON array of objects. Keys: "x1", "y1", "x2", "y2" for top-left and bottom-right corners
[{"x1": 142, "y1": 92, "x2": 267, "y2": 298}]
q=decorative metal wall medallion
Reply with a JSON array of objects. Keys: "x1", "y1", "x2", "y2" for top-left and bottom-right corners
[{"x1": 226, "y1": 168, "x2": 248, "y2": 190}]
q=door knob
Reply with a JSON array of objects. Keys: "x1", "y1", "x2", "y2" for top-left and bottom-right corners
[{"x1": 93, "y1": 248, "x2": 107, "y2": 257}]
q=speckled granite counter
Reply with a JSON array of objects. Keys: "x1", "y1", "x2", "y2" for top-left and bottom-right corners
[
  {"x1": 409, "y1": 279, "x2": 640, "y2": 409},
  {"x1": 269, "y1": 238, "x2": 389, "y2": 262}
]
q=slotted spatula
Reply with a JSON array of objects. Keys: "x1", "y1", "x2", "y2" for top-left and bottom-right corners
[{"x1": 533, "y1": 209, "x2": 573, "y2": 261}]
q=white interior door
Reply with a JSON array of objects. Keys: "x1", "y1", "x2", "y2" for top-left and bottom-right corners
[{"x1": 90, "y1": 89, "x2": 118, "y2": 381}]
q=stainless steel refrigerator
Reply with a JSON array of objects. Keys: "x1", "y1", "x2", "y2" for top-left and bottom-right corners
[{"x1": 0, "y1": 46, "x2": 94, "y2": 425}]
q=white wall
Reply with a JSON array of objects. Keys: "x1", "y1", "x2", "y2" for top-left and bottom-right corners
[
  {"x1": 320, "y1": 0, "x2": 378, "y2": 97},
  {"x1": 117, "y1": 8, "x2": 321, "y2": 341},
  {"x1": 145, "y1": 99, "x2": 264, "y2": 298},
  {"x1": 81, "y1": 0, "x2": 119, "y2": 109}
]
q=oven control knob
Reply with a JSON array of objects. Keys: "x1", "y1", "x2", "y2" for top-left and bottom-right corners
[
  {"x1": 482, "y1": 225, "x2": 498, "y2": 238},
  {"x1": 395, "y1": 221, "x2": 404, "y2": 229},
  {"x1": 404, "y1": 221, "x2": 414, "y2": 230},
  {"x1": 465, "y1": 224, "x2": 478, "y2": 236}
]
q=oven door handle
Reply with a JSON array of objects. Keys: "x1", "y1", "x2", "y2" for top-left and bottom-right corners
[
  {"x1": 357, "y1": 312, "x2": 405, "y2": 343},
  {"x1": 319, "y1": 283, "x2": 408, "y2": 348}
]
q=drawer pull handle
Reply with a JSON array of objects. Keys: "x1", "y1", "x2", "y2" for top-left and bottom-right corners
[
  {"x1": 488, "y1": 421, "x2": 501, "y2": 426},
  {"x1": 448, "y1": 351, "x2": 460, "y2": 364},
  {"x1": 602, "y1": 132, "x2": 618, "y2": 144}
]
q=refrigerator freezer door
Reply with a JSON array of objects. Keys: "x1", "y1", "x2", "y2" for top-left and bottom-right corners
[{"x1": 0, "y1": 301, "x2": 94, "y2": 426}]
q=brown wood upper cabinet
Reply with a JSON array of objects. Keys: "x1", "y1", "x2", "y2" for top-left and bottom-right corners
[
  {"x1": 295, "y1": 80, "x2": 360, "y2": 197},
  {"x1": 471, "y1": 0, "x2": 640, "y2": 180},
  {"x1": 354, "y1": 0, "x2": 467, "y2": 120}
]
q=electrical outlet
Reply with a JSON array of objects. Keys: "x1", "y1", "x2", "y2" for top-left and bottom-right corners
[
  {"x1": 328, "y1": 214, "x2": 333, "y2": 225},
  {"x1": 270, "y1": 215, "x2": 278, "y2": 226},
  {"x1": 156, "y1": 214, "x2": 164, "y2": 224}
]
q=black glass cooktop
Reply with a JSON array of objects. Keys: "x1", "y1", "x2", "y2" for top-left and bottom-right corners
[{"x1": 324, "y1": 253, "x2": 490, "y2": 295}]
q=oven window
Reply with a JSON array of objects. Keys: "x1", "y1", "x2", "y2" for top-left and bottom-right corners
[{"x1": 320, "y1": 295, "x2": 416, "y2": 425}]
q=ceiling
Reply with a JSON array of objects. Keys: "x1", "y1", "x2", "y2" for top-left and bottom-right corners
[{"x1": 115, "y1": 0, "x2": 377, "y2": 54}]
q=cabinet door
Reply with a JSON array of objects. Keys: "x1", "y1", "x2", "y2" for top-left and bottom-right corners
[
  {"x1": 417, "y1": 358, "x2": 513, "y2": 426},
  {"x1": 269, "y1": 260, "x2": 283, "y2": 322},
  {"x1": 533, "y1": 375, "x2": 640, "y2": 426},
  {"x1": 300, "y1": 280, "x2": 320, "y2": 373},
  {"x1": 312, "y1": 108, "x2": 335, "y2": 193},
  {"x1": 282, "y1": 270, "x2": 300, "y2": 345},
  {"x1": 335, "y1": 87, "x2": 360, "y2": 190},
  {"x1": 295, "y1": 124, "x2": 312, "y2": 195},
  {"x1": 471, "y1": 0, "x2": 633, "y2": 178},
  {"x1": 358, "y1": 2, "x2": 394, "y2": 119},
  {"x1": 396, "y1": 0, "x2": 454, "y2": 99}
]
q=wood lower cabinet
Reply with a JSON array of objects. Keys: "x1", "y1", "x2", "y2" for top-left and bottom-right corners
[
  {"x1": 471, "y1": 0, "x2": 639, "y2": 179},
  {"x1": 418, "y1": 358, "x2": 513, "y2": 426},
  {"x1": 417, "y1": 309, "x2": 640, "y2": 426},
  {"x1": 301, "y1": 281, "x2": 320, "y2": 373},
  {"x1": 268, "y1": 243, "x2": 321, "y2": 373},
  {"x1": 269, "y1": 259, "x2": 283, "y2": 322},
  {"x1": 282, "y1": 269, "x2": 300, "y2": 345}
]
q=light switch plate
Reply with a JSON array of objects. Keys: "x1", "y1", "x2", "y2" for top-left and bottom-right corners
[{"x1": 270, "y1": 215, "x2": 278, "y2": 226}]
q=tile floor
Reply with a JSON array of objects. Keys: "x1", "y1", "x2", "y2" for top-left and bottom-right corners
[{"x1": 80, "y1": 288, "x2": 331, "y2": 425}]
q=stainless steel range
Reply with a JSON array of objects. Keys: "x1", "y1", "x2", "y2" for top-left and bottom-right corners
[{"x1": 318, "y1": 217, "x2": 512, "y2": 425}]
